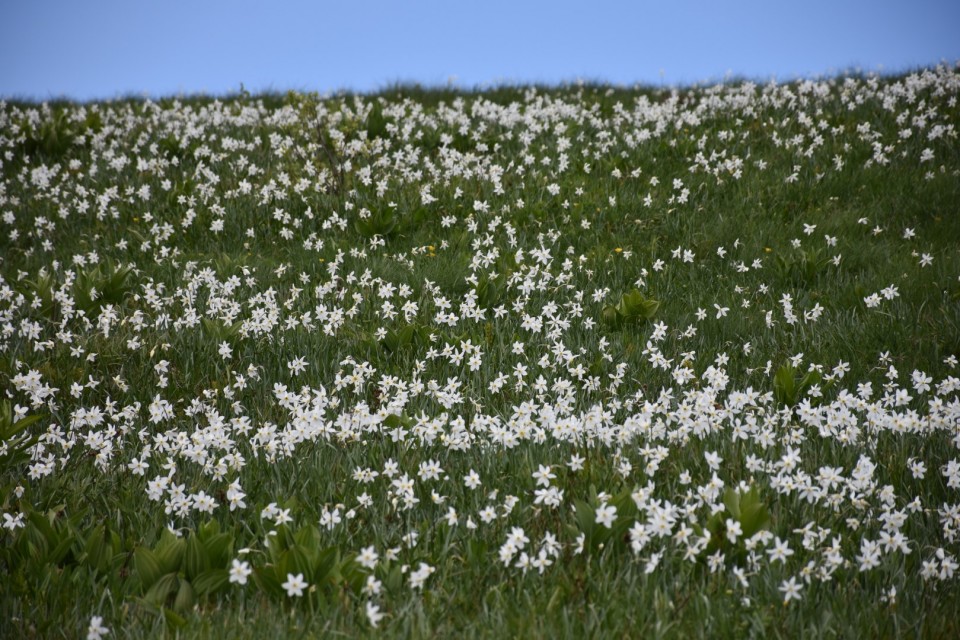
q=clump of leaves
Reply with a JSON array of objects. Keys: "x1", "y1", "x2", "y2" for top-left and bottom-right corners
[
  {"x1": 775, "y1": 249, "x2": 830, "y2": 288},
  {"x1": 354, "y1": 208, "x2": 398, "y2": 239},
  {"x1": 568, "y1": 486, "x2": 638, "y2": 554},
  {"x1": 702, "y1": 486, "x2": 772, "y2": 557},
  {"x1": 18, "y1": 112, "x2": 77, "y2": 162},
  {"x1": 602, "y1": 289, "x2": 660, "y2": 329},
  {"x1": 380, "y1": 323, "x2": 429, "y2": 354},
  {"x1": 0, "y1": 503, "x2": 126, "y2": 638},
  {"x1": 772, "y1": 362, "x2": 823, "y2": 407},
  {"x1": 73, "y1": 262, "x2": 135, "y2": 315},
  {"x1": 474, "y1": 276, "x2": 502, "y2": 310},
  {"x1": 201, "y1": 317, "x2": 245, "y2": 346},
  {"x1": 133, "y1": 520, "x2": 234, "y2": 622},
  {"x1": 19, "y1": 271, "x2": 59, "y2": 319},
  {"x1": 254, "y1": 523, "x2": 366, "y2": 605}
]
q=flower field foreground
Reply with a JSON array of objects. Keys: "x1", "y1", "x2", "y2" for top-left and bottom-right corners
[{"x1": 2, "y1": 66, "x2": 960, "y2": 637}]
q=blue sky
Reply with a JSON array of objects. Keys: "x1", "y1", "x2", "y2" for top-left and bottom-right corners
[{"x1": 2, "y1": 0, "x2": 959, "y2": 100}]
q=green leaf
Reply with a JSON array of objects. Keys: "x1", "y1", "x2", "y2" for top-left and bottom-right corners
[
  {"x1": 50, "y1": 533, "x2": 75, "y2": 565},
  {"x1": 574, "y1": 499, "x2": 596, "y2": 540},
  {"x1": 134, "y1": 547, "x2": 165, "y2": 589},
  {"x1": 3, "y1": 413, "x2": 44, "y2": 439},
  {"x1": 203, "y1": 532, "x2": 233, "y2": 569},
  {"x1": 265, "y1": 531, "x2": 285, "y2": 565},
  {"x1": 163, "y1": 607, "x2": 187, "y2": 630},
  {"x1": 799, "y1": 369, "x2": 822, "y2": 394},
  {"x1": 198, "y1": 519, "x2": 220, "y2": 540},
  {"x1": 253, "y1": 565, "x2": 283, "y2": 597},
  {"x1": 27, "y1": 510, "x2": 58, "y2": 546},
  {"x1": 293, "y1": 524, "x2": 321, "y2": 550},
  {"x1": 602, "y1": 305, "x2": 622, "y2": 328},
  {"x1": 192, "y1": 568, "x2": 229, "y2": 595},
  {"x1": 637, "y1": 298, "x2": 660, "y2": 319},
  {"x1": 83, "y1": 524, "x2": 108, "y2": 571},
  {"x1": 173, "y1": 578, "x2": 196, "y2": 613},
  {"x1": 145, "y1": 573, "x2": 178, "y2": 606},
  {"x1": 384, "y1": 564, "x2": 403, "y2": 593},
  {"x1": 155, "y1": 533, "x2": 185, "y2": 575},
  {"x1": 282, "y1": 546, "x2": 315, "y2": 582},
  {"x1": 619, "y1": 290, "x2": 645, "y2": 317},
  {"x1": 184, "y1": 533, "x2": 210, "y2": 581},
  {"x1": 315, "y1": 546, "x2": 339, "y2": 584},
  {"x1": 738, "y1": 488, "x2": 771, "y2": 537},
  {"x1": 773, "y1": 364, "x2": 797, "y2": 406},
  {"x1": 723, "y1": 488, "x2": 741, "y2": 520}
]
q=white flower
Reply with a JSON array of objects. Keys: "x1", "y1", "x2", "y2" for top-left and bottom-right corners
[
  {"x1": 366, "y1": 601, "x2": 386, "y2": 628},
  {"x1": 595, "y1": 503, "x2": 617, "y2": 529},
  {"x1": 409, "y1": 562, "x2": 435, "y2": 590},
  {"x1": 463, "y1": 469, "x2": 481, "y2": 489},
  {"x1": 768, "y1": 537, "x2": 794, "y2": 564},
  {"x1": 282, "y1": 572, "x2": 308, "y2": 597},
  {"x1": 2, "y1": 512, "x2": 25, "y2": 531},
  {"x1": 725, "y1": 519, "x2": 742, "y2": 544},
  {"x1": 779, "y1": 576, "x2": 803, "y2": 603},
  {"x1": 229, "y1": 559, "x2": 252, "y2": 585},
  {"x1": 357, "y1": 545, "x2": 379, "y2": 570},
  {"x1": 87, "y1": 615, "x2": 110, "y2": 640}
]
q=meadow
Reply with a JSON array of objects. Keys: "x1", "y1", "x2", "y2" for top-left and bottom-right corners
[{"x1": 1, "y1": 64, "x2": 960, "y2": 638}]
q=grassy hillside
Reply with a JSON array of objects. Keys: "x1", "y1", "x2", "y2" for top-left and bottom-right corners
[{"x1": 2, "y1": 65, "x2": 960, "y2": 638}]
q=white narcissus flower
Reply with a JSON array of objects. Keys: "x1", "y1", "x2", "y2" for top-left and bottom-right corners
[
  {"x1": 595, "y1": 503, "x2": 617, "y2": 529},
  {"x1": 282, "y1": 572, "x2": 308, "y2": 597},
  {"x1": 229, "y1": 558, "x2": 252, "y2": 585},
  {"x1": 87, "y1": 616, "x2": 110, "y2": 640},
  {"x1": 366, "y1": 601, "x2": 386, "y2": 628}
]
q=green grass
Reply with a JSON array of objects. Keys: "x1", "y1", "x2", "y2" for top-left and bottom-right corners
[{"x1": 2, "y1": 65, "x2": 960, "y2": 638}]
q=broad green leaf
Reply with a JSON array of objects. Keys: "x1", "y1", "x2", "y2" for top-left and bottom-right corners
[
  {"x1": 27, "y1": 510, "x2": 57, "y2": 546},
  {"x1": 384, "y1": 564, "x2": 403, "y2": 593},
  {"x1": 253, "y1": 565, "x2": 283, "y2": 597},
  {"x1": 203, "y1": 532, "x2": 233, "y2": 569},
  {"x1": 83, "y1": 524, "x2": 108, "y2": 571},
  {"x1": 193, "y1": 568, "x2": 229, "y2": 595},
  {"x1": 4, "y1": 413, "x2": 44, "y2": 439},
  {"x1": 799, "y1": 369, "x2": 822, "y2": 394},
  {"x1": 163, "y1": 607, "x2": 187, "y2": 629},
  {"x1": 284, "y1": 545, "x2": 315, "y2": 582},
  {"x1": 184, "y1": 534, "x2": 209, "y2": 581},
  {"x1": 50, "y1": 533, "x2": 75, "y2": 565},
  {"x1": 773, "y1": 364, "x2": 797, "y2": 406},
  {"x1": 315, "y1": 546, "x2": 338, "y2": 583},
  {"x1": 173, "y1": 578, "x2": 196, "y2": 613},
  {"x1": 198, "y1": 519, "x2": 220, "y2": 541},
  {"x1": 134, "y1": 547, "x2": 164, "y2": 589},
  {"x1": 601, "y1": 305, "x2": 622, "y2": 328},
  {"x1": 293, "y1": 524, "x2": 321, "y2": 550},
  {"x1": 155, "y1": 534, "x2": 185, "y2": 575},
  {"x1": 145, "y1": 573, "x2": 178, "y2": 606},
  {"x1": 723, "y1": 488, "x2": 741, "y2": 519},
  {"x1": 574, "y1": 499, "x2": 596, "y2": 540}
]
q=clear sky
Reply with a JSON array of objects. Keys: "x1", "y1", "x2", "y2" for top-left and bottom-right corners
[{"x1": 2, "y1": 0, "x2": 959, "y2": 100}]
